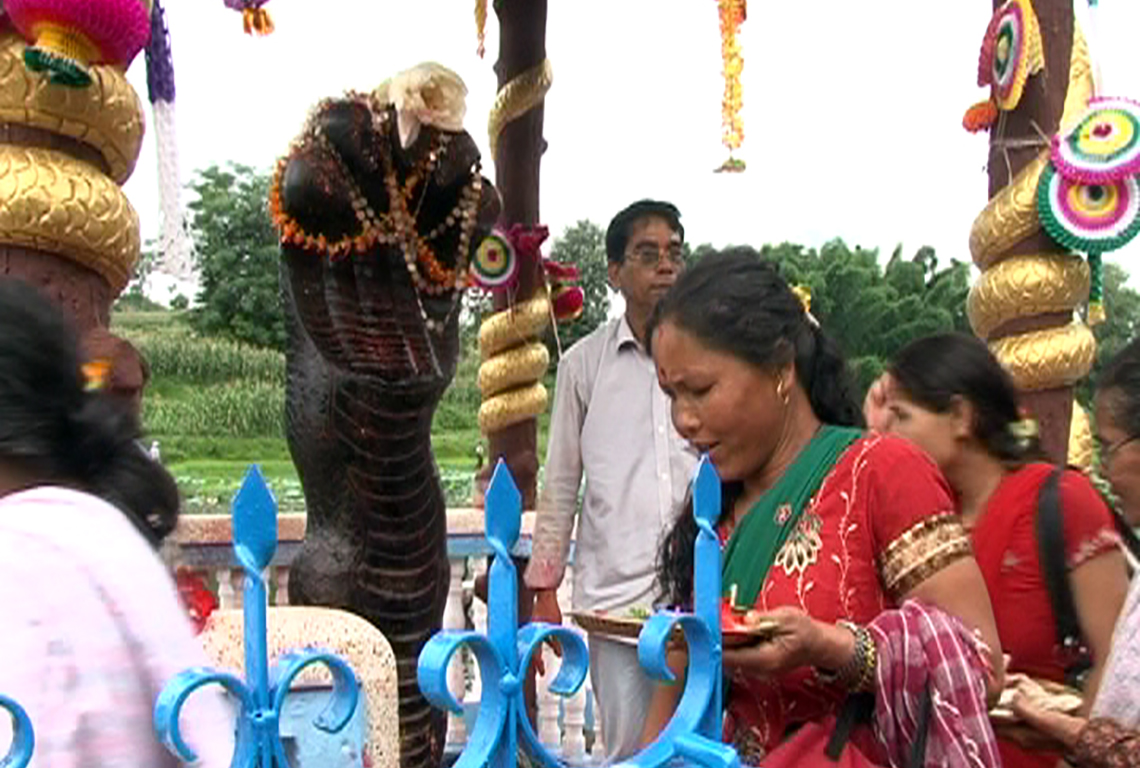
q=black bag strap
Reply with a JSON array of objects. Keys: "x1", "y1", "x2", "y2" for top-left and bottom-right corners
[
  {"x1": 908, "y1": 681, "x2": 934, "y2": 768},
  {"x1": 1037, "y1": 468, "x2": 1081, "y2": 649}
]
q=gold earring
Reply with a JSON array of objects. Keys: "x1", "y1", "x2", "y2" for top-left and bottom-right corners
[{"x1": 776, "y1": 380, "x2": 789, "y2": 406}]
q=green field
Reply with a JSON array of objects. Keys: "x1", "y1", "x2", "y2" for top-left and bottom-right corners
[{"x1": 112, "y1": 310, "x2": 549, "y2": 514}]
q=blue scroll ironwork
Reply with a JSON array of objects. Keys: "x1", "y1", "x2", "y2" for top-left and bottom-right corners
[
  {"x1": 418, "y1": 456, "x2": 741, "y2": 768},
  {"x1": 0, "y1": 694, "x2": 33, "y2": 768},
  {"x1": 418, "y1": 460, "x2": 591, "y2": 768},
  {"x1": 154, "y1": 466, "x2": 360, "y2": 767}
]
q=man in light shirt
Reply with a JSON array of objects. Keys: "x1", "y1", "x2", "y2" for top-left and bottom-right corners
[{"x1": 525, "y1": 200, "x2": 698, "y2": 760}]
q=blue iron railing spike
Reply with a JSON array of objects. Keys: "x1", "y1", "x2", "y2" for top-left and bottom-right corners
[
  {"x1": 419, "y1": 461, "x2": 589, "y2": 768},
  {"x1": 155, "y1": 463, "x2": 359, "y2": 767},
  {"x1": 419, "y1": 455, "x2": 743, "y2": 768},
  {"x1": 233, "y1": 465, "x2": 278, "y2": 574},
  {"x1": 0, "y1": 694, "x2": 34, "y2": 768}
]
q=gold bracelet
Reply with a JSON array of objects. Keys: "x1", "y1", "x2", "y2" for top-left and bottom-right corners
[{"x1": 820, "y1": 621, "x2": 877, "y2": 693}]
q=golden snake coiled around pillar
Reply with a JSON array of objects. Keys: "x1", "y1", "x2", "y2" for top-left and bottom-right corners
[
  {"x1": 967, "y1": 253, "x2": 1089, "y2": 339},
  {"x1": 487, "y1": 57, "x2": 553, "y2": 162},
  {"x1": 967, "y1": 24, "x2": 1096, "y2": 463},
  {"x1": 0, "y1": 144, "x2": 140, "y2": 291},
  {"x1": 0, "y1": 30, "x2": 145, "y2": 184},
  {"x1": 477, "y1": 295, "x2": 551, "y2": 433},
  {"x1": 478, "y1": 56, "x2": 555, "y2": 433}
]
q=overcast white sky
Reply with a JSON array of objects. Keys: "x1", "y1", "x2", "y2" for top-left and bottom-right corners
[{"x1": 121, "y1": 0, "x2": 1140, "y2": 282}]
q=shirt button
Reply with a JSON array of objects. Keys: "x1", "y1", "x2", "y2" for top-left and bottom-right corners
[{"x1": 658, "y1": 425, "x2": 666, "y2": 435}]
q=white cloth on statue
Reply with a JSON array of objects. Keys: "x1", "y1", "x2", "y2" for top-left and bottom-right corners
[
  {"x1": 588, "y1": 634, "x2": 656, "y2": 762},
  {"x1": 524, "y1": 315, "x2": 697, "y2": 613}
]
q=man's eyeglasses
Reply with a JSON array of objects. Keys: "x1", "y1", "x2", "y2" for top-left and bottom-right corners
[
  {"x1": 627, "y1": 244, "x2": 685, "y2": 269},
  {"x1": 1098, "y1": 434, "x2": 1139, "y2": 464}
]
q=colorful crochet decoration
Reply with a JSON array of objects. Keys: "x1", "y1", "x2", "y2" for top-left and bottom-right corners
[
  {"x1": 223, "y1": 0, "x2": 274, "y2": 36},
  {"x1": 1038, "y1": 164, "x2": 1140, "y2": 254},
  {"x1": 1037, "y1": 163, "x2": 1140, "y2": 323},
  {"x1": 471, "y1": 231, "x2": 519, "y2": 291},
  {"x1": 1052, "y1": 98, "x2": 1140, "y2": 184},
  {"x1": 978, "y1": 0, "x2": 1044, "y2": 112},
  {"x1": 5, "y1": 0, "x2": 152, "y2": 87}
]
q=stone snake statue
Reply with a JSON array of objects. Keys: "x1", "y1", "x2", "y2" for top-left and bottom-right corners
[{"x1": 273, "y1": 88, "x2": 499, "y2": 768}]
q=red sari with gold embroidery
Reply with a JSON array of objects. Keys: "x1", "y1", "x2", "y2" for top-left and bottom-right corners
[{"x1": 721, "y1": 434, "x2": 974, "y2": 763}]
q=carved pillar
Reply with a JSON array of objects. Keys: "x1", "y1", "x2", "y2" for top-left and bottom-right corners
[
  {"x1": 0, "y1": 26, "x2": 146, "y2": 400},
  {"x1": 968, "y1": 0, "x2": 1096, "y2": 463}
]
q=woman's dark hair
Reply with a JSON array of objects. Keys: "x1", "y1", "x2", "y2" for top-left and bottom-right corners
[
  {"x1": 0, "y1": 280, "x2": 178, "y2": 547},
  {"x1": 888, "y1": 332, "x2": 1041, "y2": 464},
  {"x1": 646, "y1": 248, "x2": 863, "y2": 607},
  {"x1": 1098, "y1": 336, "x2": 1140, "y2": 439}
]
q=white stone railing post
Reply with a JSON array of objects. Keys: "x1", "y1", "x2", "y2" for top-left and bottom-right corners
[
  {"x1": 556, "y1": 565, "x2": 587, "y2": 759},
  {"x1": 536, "y1": 644, "x2": 562, "y2": 750},
  {"x1": 273, "y1": 566, "x2": 290, "y2": 606},
  {"x1": 444, "y1": 556, "x2": 469, "y2": 747},
  {"x1": 468, "y1": 557, "x2": 489, "y2": 704}
]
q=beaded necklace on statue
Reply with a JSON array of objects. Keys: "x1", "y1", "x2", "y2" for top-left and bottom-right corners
[{"x1": 270, "y1": 94, "x2": 483, "y2": 318}]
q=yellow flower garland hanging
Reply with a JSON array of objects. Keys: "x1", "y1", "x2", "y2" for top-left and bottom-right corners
[{"x1": 716, "y1": 0, "x2": 746, "y2": 173}]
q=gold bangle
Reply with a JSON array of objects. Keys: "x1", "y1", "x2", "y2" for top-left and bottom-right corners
[
  {"x1": 0, "y1": 145, "x2": 140, "y2": 292},
  {"x1": 478, "y1": 342, "x2": 549, "y2": 397},
  {"x1": 0, "y1": 30, "x2": 145, "y2": 184},
  {"x1": 989, "y1": 322, "x2": 1097, "y2": 391},
  {"x1": 478, "y1": 382, "x2": 548, "y2": 434},
  {"x1": 478, "y1": 296, "x2": 551, "y2": 359},
  {"x1": 967, "y1": 254, "x2": 1089, "y2": 339}
]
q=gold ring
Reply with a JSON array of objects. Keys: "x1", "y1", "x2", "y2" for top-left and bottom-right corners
[
  {"x1": 478, "y1": 382, "x2": 548, "y2": 434},
  {"x1": 0, "y1": 145, "x2": 140, "y2": 291},
  {"x1": 479, "y1": 296, "x2": 551, "y2": 359},
  {"x1": 0, "y1": 30, "x2": 145, "y2": 184},
  {"x1": 967, "y1": 254, "x2": 1088, "y2": 339},
  {"x1": 478, "y1": 342, "x2": 549, "y2": 397},
  {"x1": 1068, "y1": 400, "x2": 1094, "y2": 470},
  {"x1": 969, "y1": 151, "x2": 1049, "y2": 270},
  {"x1": 990, "y1": 323, "x2": 1096, "y2": 391}
]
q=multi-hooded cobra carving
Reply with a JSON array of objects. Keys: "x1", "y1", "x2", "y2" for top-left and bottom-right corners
[{"x1": 273, "y1": 87, "x2": 499, "y2": 768}]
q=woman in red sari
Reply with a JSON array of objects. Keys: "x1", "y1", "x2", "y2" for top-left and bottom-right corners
[
  {"x1": 869, "y1": 332, "x2": 1131, "y2": 768},
  {"x1": 642, "y1": 251, "x2": 1004, "y2": 766}
]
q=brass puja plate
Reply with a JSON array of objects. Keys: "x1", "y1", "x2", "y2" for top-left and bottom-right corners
[{"x1": 569, "y1": 611, "x2": 779, "y2": 647}]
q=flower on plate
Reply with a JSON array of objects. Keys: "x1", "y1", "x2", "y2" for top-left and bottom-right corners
[{"x1": 373, "y1": 62, "x2": 468, "y2": 149}]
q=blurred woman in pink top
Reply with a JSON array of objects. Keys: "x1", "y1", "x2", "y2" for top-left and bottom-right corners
[{"x1": 0, "y1": 280, "x2": 233, "y2": 767}]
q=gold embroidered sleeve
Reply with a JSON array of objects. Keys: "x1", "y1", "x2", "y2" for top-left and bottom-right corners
[{"x1": 878, "y1": 513, "x2": 973, "y2": 599}]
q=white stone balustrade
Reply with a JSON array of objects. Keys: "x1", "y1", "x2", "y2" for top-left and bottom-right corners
[{"x1": 173, "y1": 509, "x2": 602, "y2": 764}]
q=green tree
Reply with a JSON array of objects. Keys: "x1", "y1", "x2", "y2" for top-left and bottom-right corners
[
  {"x1": 188, "y1": 163, "x2": 285, "y2": 350},
  {"x1": 756, "y1": 239, "x2": 972, "y2": 393},
  {"x1": 546, "y1": 220, "x2": 611, "y2": 353},
  {"x1": 1079, "y1": 262, "x2": 1140, "y2": 405}
]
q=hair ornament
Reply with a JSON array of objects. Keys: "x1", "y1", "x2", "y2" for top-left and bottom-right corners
[
  {"x1": 792, "y1": 284, "x2": 820, "y2": 328},
  {"x1": 82, "y1": 359, "x2": 111, "y2": 392},
  {"x1": 1009, "y1": 415, "x2": 1039, "y2": 446}
]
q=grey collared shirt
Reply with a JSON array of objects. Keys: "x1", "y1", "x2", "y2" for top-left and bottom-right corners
[{"x1": 525, "y1": 315, "x2": 698, "y2": 612}]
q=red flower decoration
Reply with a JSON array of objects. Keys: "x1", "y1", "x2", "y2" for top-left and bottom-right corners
[
  {"x1": 505, "y1": 224, "x2": 549, "y2": 262},
  {"x1": 176, "y1": 569, "x2": 219, "y2": 634}
]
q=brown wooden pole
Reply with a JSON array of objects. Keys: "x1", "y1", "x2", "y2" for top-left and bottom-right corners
[
  {"x1": 984, "y1": 0, "x2": 1075, "y2": 464},
  {"x1": 486, "y1": 0, "x2": 548, "y2": 510},
  {"x1": 485, "y1": 0, "x2": 550, "y2": 729}
]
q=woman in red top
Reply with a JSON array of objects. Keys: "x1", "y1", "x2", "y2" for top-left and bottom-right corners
[
  {"x1": 641, "y1": 251, "x2": 1004, "y2": 766},
  {"x1": 868, "y1": 332, "x2": 1130, "y2": 768}
]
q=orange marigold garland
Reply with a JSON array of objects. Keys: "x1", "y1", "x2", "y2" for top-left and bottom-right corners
[
  {"x1": 475, "y1": 0, "x2": 488, "y2": 58},
  {"x1": 963, "y1": 98, "x2": 1000, "y2": 133},
  {"x1": 716, "y1": 0, "x2": 746, "y2": 173}
]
